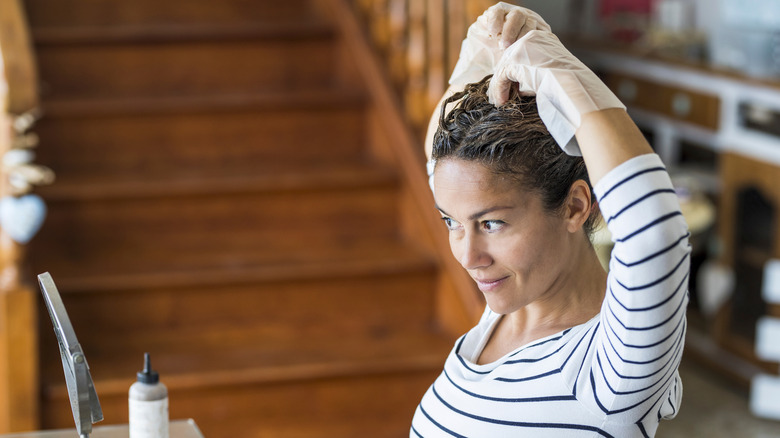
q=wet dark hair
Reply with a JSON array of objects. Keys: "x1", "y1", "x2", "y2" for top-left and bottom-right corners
[{"x1": 432, "y1": 75, "x2": 599, "y2": 237}]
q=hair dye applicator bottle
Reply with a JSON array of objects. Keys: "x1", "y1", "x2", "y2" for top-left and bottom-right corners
[{"x1": 129, "y1": 353, "x2": 169, "y2": 438}]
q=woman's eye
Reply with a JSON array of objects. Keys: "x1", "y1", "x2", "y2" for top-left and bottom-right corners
[
  {"x1": 482, "y1": 220, "x2": 505, "y2": 232},
  {"x1": 441, "y1": 217, "x2": 461, "y2": 231}
]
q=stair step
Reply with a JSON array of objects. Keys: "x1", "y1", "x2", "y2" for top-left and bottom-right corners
[
  {"x1": 24, "y1": 0, "x2": 320, "y2": 29},
  {"x1": 40, "y1": 329, "x2": 452, "y2": 437},
  {"x1": 30, "y1": 183, "x2": 407, "y2": 283},
  {"x1": 38, "y1": 161, "x2": 394, "y2": 201},
  {"x1": 40, "y1": 88, "x2": 365, "y2": 116},
  {"x1": 35, "y1": 33, "x2": 337, "y2": 99},
  {"x1": 46, "y1": 370, "x2": 440, "y2": 438},
  {"x1": 36, "y1": 91, "x2": 367, "y2": 178},
  {"x1": 31, "y1": 238, "x2": 434, "y2": 292},
  {"x1": 42, "y1": 327, "x2": 451, "y2": 393},
  {"x1": 32, "y1": 20, "x2": 334, "y2": 45},
  {"x1": 40, "y1": 268, "x2": 437, "y2": 352}
]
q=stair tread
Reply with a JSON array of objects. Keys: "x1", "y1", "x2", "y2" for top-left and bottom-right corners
[
  {"x1": 42, "y1": 239, "x2": 435, "y2": 292},
  {"x1": 35, "y1": 31, "x2": 339, "y2": 100},
  {"x1": 33, "y1": 19, "x2": 334, "y2": 45},
  {"x1": 40, "y1": 88, "x2": 366, "y2": 117},
  {"x1": 25, "y1": 0, "x2": 322, "y2": 33},
  {"x1": 39, "y1": 161, "x2": 396, "y2": 201},
  {"x1": 42, "y1": 327, "x2": 453, "y2": 396}
]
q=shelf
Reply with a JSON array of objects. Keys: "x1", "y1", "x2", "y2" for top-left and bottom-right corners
[{"x1": 565, "y1": 34, "x2": 780, "y2": 92}]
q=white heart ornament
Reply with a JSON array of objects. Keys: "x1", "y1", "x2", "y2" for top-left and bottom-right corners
[
  {"x1": 3, "y1": 149, "x2": 35, "y2": 167},
  {"x1": 0, "y1": 194, "x2": 47, "y2": 244}
]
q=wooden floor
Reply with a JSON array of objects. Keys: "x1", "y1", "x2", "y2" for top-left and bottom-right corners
[{"x1": 658, "y1": 358, "x2": 780, "y2": 437}]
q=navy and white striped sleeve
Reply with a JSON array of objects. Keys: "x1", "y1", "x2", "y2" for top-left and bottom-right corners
[{"x1": 587, "y1": 153, "x2": 690, "y2": 421}]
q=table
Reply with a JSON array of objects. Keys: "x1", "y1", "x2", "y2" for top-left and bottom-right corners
[{"x1": 0, "y1": 420, "x2": 203, "y2": 438}]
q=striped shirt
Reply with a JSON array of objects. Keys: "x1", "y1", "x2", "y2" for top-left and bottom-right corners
[{"x1": 411, "y1": 154, "x2": 690, "y2": 437}]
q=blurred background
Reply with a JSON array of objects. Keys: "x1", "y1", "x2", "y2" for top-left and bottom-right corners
[
  {"x1": 531, "y1": 2, "x2": 780, "y2": 436},
  {"x1": 1, "y1": 0, "x2": 780, "y2": 437}
]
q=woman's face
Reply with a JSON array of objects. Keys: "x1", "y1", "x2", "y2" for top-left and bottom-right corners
[{"x1": 434, "y1": 158, "x2": 572, "y2": 315}]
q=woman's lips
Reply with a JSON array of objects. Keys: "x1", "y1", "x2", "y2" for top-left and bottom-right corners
[{"x1": 474, "y1": 276, "x2": 508, "y2": 292}]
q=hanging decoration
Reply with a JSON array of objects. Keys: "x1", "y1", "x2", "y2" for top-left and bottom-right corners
[{"x1": 0, "y1": 109, "x2": 54, "y2": 244}]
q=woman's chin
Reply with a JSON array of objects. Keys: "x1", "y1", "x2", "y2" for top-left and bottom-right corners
[{"x1": 484, "y1": 297, "x2": 519, "y2": 315}]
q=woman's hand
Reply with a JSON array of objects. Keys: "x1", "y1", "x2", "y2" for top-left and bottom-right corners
[
  {"x1": 482, "y1": 2, "x2": 550, "y2": 50},
  {"x1": 448, "y1": 2, "x2": 550, "y2": 87},
  {"x1": 487, "y1": 30, "x2": 616, "y2": 107},
  {"x1": 486, "y1": 30, "x2": 650, "y2": 181},
  {"x1": 427, "y1": 3, "x2": 551, "y2": 160},
  {"x1": 486, "y1": 30, "x2": 625, "y2": 156}
]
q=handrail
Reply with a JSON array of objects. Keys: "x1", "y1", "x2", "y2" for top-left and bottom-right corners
[
  {"x1": 332, "y1": 0, "x2": 512, "y2": 330},
  {"x1": 0, "y1": 0, "x2": 52, "y2": 432}
]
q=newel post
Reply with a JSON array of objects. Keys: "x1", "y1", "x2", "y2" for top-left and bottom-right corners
[
  {"x1": 0, "y1": 83, "x2": 39, "y2": 434},
  {"x1": 0, "y1": 0, "x2": 54, "y2": 432}
]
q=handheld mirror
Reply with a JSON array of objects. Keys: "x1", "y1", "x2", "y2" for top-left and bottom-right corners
[{"x1": 38, "y1": 272, "x2": 103, "y2": 437}]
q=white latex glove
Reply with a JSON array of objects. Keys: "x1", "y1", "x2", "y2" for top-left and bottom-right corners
[
  {"x1": 449, "y1": 2, "x2": 551, "y2": 87},
  {"x1": 487, "y1": 30, "x2": 625, "y2": 156},
  {"x1": 430, "y1": 3, "x2": 551, "y2": 195}
]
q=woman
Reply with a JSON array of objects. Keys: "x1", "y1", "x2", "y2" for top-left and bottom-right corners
[{"x1": 412, "y1": 4, "x2": 690, "y2": 437}]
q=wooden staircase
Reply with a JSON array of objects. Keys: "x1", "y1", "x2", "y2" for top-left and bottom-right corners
[{"x1": 23, "y1": 0, "x2": 464, "y2": 435}]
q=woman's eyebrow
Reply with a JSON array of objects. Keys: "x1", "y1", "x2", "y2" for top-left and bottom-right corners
[
  {"x1": 435, "y1": 205, "x2": 450, "y2": 217},
  {"x1": 435, "y1": 205, "x2": 514, "y2": 221},
  {"x1": 468, "y1": 206, "x2": 514, "y2": 220}
]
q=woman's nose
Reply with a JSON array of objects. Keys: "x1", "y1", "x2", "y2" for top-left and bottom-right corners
[{"x1": 456, "y1": 233, "x2": 491, "y2": 270}]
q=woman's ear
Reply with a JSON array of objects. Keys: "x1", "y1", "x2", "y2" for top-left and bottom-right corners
[{"x1": 564, "y1": 180, "x2": 592, "y2": 233}]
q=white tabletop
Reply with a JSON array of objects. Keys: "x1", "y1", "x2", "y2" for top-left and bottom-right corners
[{"x1": 0, "y1": 420, "x2": 203, "y2": 438}]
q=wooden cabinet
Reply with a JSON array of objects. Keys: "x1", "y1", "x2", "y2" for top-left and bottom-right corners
[
  {"x1": 603, "y1": 70, "x2": 721, "y2": 131},
  {"x1": 720, "y1": 153, "x2": 780, "y2": 268},
  {"x1": 715, "y1": 152, "x2": 780, "y2": 372}
]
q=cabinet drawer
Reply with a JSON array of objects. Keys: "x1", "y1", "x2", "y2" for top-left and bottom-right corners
[{"x1": 603, "y1": 72, "x2": 720, "y2": 131}]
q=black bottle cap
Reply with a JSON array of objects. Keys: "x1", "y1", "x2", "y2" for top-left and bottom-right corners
[{"x1": 136, "y1": 352, "x2": 159, "y2": 384}]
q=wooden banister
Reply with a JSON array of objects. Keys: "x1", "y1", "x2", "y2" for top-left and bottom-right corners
[
  {"x1": 386, "y1": 0, "x2": 408, "y2": 88},
  {"x1": 0, "y1": 0, "x2": 49, "y2": 432},
  {"x1": 404, "y1": 0, "x2": 427, "y2": 126},
  {"x1": 324, "y1": 0, "x2": 484, "y2": 334},
  {"x1": 426, "y1": 0, "x2": 447, "y2": 110},
  {"x1": 352, "y1": 0, "x2": 514, "y2": 129},
  {"x1": 332, "y1": 0, "x2": 529, "y2": 332}
]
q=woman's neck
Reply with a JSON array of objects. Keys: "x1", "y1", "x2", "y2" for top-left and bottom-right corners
[{"x1": 478, "y1": 238, "x2": 607, "y2": 364}]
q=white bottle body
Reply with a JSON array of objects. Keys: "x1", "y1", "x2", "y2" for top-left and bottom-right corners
[{"x1": 129, "y1": 381, "x2": 169, "y2": 438}]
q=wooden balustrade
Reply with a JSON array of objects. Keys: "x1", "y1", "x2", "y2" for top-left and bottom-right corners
[
  {"x1": 336, "y1": 0, "x2": 516, "y2": 332},
  {"x1": 0, "y1": 0, "x2": 44, "y2": 432},
  {"x1": 351, "y1": 0, "x2": 502, "y2": 131}
]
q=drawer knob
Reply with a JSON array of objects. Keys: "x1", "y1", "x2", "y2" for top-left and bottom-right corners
[
  {"x1": 672, "y1": 93, "x2": 692, "y2": 117},
  {"x1": 618, "y1": 80, "x2": 638, "y2": 102}
]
